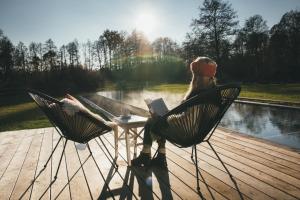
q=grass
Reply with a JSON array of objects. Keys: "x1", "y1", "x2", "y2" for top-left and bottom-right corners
[
  {"x1": 146, "y1": 83, "x2": 300, "y2": 104},
  {"x1": 240, "y1": 83, "x2": 300, "y2": 104},
  {"x1": 0, "y1": 94, "x2": 50, "y2": 132},
  {"x1": 1, "y1": 83, "x2": 299, "y2": 132},
  {"x1": 146, "y1": 84, "x2": 189, "y2": 93}
]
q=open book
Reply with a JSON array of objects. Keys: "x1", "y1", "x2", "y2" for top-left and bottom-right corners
[{"x1": 144, "y1": 98, "x2": 169, "y2": 116}]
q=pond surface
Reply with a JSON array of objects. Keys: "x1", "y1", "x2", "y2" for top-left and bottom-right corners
[{"x1": 97, "y1": 90, "x2": 300, "y2": 150}]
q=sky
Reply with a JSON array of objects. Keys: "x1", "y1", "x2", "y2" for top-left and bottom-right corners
[{"x1": 0, "y1": 0, "x2": 300, "y2": 46}]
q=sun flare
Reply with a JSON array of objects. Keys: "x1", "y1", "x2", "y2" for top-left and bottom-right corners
[{"x1": 135, "y1": 12, "x2": 157, "y2": 38}]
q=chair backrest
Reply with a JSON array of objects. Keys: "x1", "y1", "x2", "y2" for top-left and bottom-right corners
[
  {"x1": 152, "y1": 83, "x2": 241, "y2": 147},
  {"x1": 27, "y1": 89, "x2": 112, "y2": 143}
]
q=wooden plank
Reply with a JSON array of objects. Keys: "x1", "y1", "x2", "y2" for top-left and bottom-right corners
[
  {"x1": 214, "y1": 130, "x2": 300, "y2": 164},
  {"x1": 0, "y1": 130, "x2": 28, "y2": 180},
  {"x1": 80, "y1": 137, "x2": 138, "y2": 200},
  {"x1": 166, "y1": 146, "x2": 250, "y2": 200},
  {"x1": 108, "y1": 133, "x2": 223, "y2": 200},
  {"x1": 152, "y1": 149, "x2": 227, "y2": 199},
  {"x1": 218, "y1": 128, "x2": 300, "y2": 157},
  {"x1": 73, "y1": 141, "x2": 103, "y2": 199},
  {"x1": 95, "y1": 135, "x2": 154, "y2": 200},
  {"x1": 63, "y1": 136, "x2": 91, "y2": 200},
  {"x1": 191, "y1": 144, "x2": 298, "y2": 200},
  {"x1": 109, "y1": 132, "x2": 182, "y2": 199},
  {"x1": 213, "y1": 133, "x2": 300, "y2": 172},
  {"x1": 200, "y1": 142, "x2": 300, "y2": 197},
  {"x1": 0, "y1": 130, "x2": 34, "y2": 199},
  {"x1": 166, "y1": 157, "x2": 227, "y2": 200},
  {"x1": 9, "y1": 129, "x2": 44, "y2": 199},
  {"x1": 166, "y1": 142, "x2": 269, "y2": 200},
  {"x1": 210, "y1": 136, "x2": 300, "y2": 180},
  {"x1": 1, "y1": 126, "x2": 300, "y2": 200},
  {"x1": 30, "y1": 128, "x2": 53, "y2": 199},
  {"x1": 0, "y1": 128, "x2": 40, "y2": 144},
  {"x1": 50, "y1": 130, "x2": 71, "y2": 200},
  {"x1": 116, "y1": 130, "x2": 257, "y2": 200},
  {"x1": 0, "y1": 129, "x2": 21, "y2": 142},
  {"x1": 100, "y1": 134, "x2": 161, "y2": 199},
  {"x1": 0, "y1": 131, "x2": 19, "y2": 146}
]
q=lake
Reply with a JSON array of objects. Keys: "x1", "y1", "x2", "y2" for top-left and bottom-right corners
[{"x1": 96, "y1": 90, "x2": 300, "y2": 150}]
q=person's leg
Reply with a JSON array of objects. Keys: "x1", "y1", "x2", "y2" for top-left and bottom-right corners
[
  {"x1": 151, "y1": 137, "x2": 167, "y2": 169},
  {"x1": 131, "y1": 118, "x2": 153, "y2": 166},
  {"x1": 140, "y1": 119, "x2": 153, "y2": 154},
  {"x1": 157, "y1": 137, "x2": 166, "y2": 154}
]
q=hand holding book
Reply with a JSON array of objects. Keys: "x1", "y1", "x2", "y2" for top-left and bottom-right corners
[{"x1": 144, "y1": 98, "x2": 169, "y2": 117}]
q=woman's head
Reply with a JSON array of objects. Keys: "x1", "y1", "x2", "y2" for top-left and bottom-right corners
[
  {"x1": 184, "y1": 56, "x2": 217, "y2": 100},
  {"x1": 190, "y1": 57, "x2": 217, "y2": 78}
]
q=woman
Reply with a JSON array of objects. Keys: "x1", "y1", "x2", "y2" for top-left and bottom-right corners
[{"x1": 131, "y1": 56, "x2": 217, "y2": 168}]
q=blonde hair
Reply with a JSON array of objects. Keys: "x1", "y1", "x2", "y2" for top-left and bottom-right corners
[{"x1": 184, "y1": 57, "x2": 217, "y2": 100}]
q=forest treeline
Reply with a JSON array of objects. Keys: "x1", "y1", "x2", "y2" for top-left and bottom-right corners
[{"x1": 0, "y1": 0, "x2": 299, "y2": 93}]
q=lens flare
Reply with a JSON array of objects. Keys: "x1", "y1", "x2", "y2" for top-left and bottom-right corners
[{"x1": 135, "y1": 12, "x2": 157, "y2": 39}]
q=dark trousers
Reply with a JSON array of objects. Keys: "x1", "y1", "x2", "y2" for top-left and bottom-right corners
[{"x1": 143, "y1": 118, "x2": 166, "y2": 148}]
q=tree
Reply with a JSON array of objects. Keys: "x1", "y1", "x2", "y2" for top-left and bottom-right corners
[
  {"x1": 0, "y1": 31, "x2": 14, "y2": 81},
  {"x1": 59, "y1": 45, "x2": 67, "y2": 69},
  {"x1": 269, "y1": 10, "x2": 300, "y2": 81},
  {"x1": 14, "y1": 42, "x2": 28, "y2": 72},
  {"x1": 43, "y1": 39, "x2": 57, "y2": 70},
  {"x1": 95, "y1": 38, "x2": 104, "y2": 69},
  {"x1": 102, "y1": 29, "x2": 124, "y2": 69},
  {"x1": 98, "y1": 35, "x2": 108, "y2": 68},
  {"x1": 192, "y1": 0, "x2": 238, "y2": 62},
  {"x1": 29, "y1": 42, "x2": 41, "y2": 71},
  {"x1": 152, "y1": 37, "x2": 179, "y2": 58},
  {"x1": 125, "y1": 30, "x2": 151, "y2": 62},
  {"x1": 82, "y1": 40, "x2": 95, "y2": 70},
  {"x1": 182, "y1": 32, "x2": 210, "y2": 62},
  {"x1": 67, "y1": 40, "x2": 80, "y2": 67},
  {"x1": 238, "y1": 15, "x2": 269, "y2": 80}
]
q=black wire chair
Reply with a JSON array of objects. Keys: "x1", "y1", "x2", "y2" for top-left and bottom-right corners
[
  {"x1": 20, "y1": 89, "x2": 117, "y2": 199},
  {"x1": 150, "y1": 83, "x2": 243, "y2": 199}
]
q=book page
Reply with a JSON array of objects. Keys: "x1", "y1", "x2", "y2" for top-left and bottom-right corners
[{"x1": 144, "y1": 98, "x2": 169, "y2": 116}]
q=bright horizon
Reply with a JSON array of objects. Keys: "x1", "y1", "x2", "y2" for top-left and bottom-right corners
[{"x1": 1, "y1": 0, "x2": 300, "y2": 46}]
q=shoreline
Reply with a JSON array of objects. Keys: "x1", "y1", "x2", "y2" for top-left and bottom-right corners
[{"x1": 237, "y1": 97, "x2": 300, "y2": 109}]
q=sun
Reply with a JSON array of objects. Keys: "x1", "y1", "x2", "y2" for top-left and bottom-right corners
[{"x1": 135, "y1": 12, "x2": 157, "y2": 39}]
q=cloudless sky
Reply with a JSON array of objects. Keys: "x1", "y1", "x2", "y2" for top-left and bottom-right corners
[{"x1": 0, "y1": 0, "x2": 299, "y2": 46}]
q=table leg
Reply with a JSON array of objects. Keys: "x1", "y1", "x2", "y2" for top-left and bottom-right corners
[
  {"x1": 124, "y1": 127, "x2": 131, "y2": 166},
  {"x1": 113, "y1": 127, "x2": 118, "y2": 158},
  {"x1": 133, "y1": 128, "x2": 137, "y2": 157}
]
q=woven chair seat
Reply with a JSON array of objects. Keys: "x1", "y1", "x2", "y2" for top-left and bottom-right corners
[{"x1": 28, "y1": 89, "x2": 112, "y2": 143}]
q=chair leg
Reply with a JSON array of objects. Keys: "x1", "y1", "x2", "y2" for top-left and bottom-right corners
[
  {"x1": 207, "y1": 141, "x2": 244, "y2": 200},
  {"x1": 52, "y1": 148, "x2": 92, "y2": 199},
  {"x1": 113, "y1": 128, "x2": 119, "y2": 159},
  {"x1": 191, "y1": 145, "x2": 194, "y2": 159},
  {"x1": 133, "y1": 128, "x2": 138, "y2": 157},
  {"x1": 74, "y1": 142, "x2": 93, "y2": 199},
  {"x1": 152, "y1": 149, "x2": 159, "y2": 160},
  {"x1": 19, "y1": 136, "x2": 64, "y2": 199},
  {"x1": 39, "y1": 139, "x2": 68, "y2": 199},
  {"x1": 87, "y1": 143, "x2": 116, "y2": 200},
  {"x1": 98, "y1": 136, "x2": 118, "y2": 169},
  {"x1": 193, "y1": 145, "x2": 201, "y2": 193}
]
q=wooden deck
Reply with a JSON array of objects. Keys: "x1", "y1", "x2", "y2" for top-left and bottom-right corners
[{"x1": 0, "y1": 127, "x2": 300, "y2": 200}]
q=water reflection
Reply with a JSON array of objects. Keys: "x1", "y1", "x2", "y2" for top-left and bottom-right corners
[
  {"x1": 97, "y1": 90, "x2": 184, "y2": 111},
  {"x1": 221, "y1": 103, "x2": 300, "y2": 149},
  {"x1": 97, "y1": 90, "x2": 300, "y2": 149}
]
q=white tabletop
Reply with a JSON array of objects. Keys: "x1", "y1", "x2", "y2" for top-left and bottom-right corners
[{"x1": 113, "y1": 115, "x2": 148, "y2": 126}]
